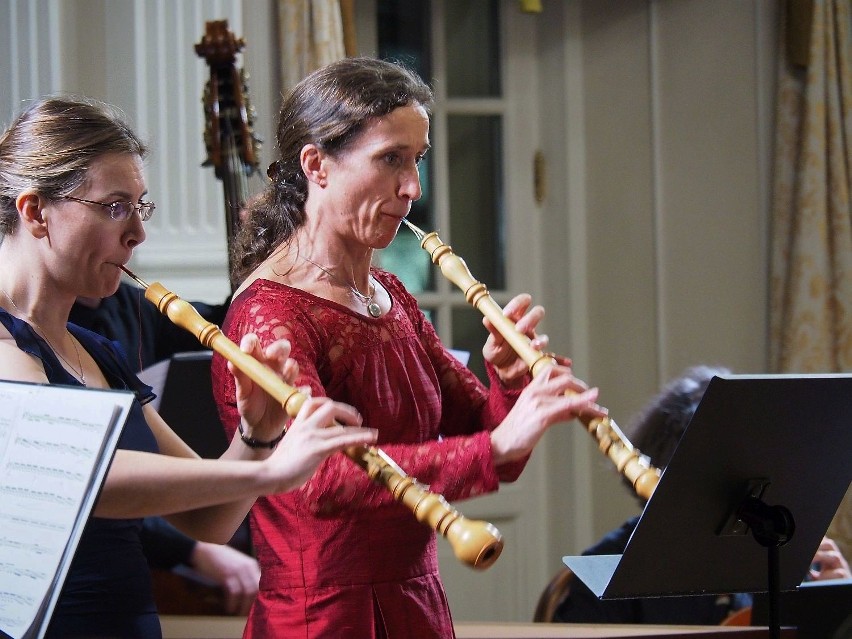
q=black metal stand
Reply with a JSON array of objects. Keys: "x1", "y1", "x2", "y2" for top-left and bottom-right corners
[
  {"x1": 562, "y1": 373, "x2": 852, "y2": 626},
  {"x1": 737, "y1": 496, "x2": 795, "y2": 639}
]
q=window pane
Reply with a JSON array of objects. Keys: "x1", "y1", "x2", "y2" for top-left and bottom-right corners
[
  {"x1": 445, "y1": 0, "x2": 500, "y2": 97},
  {"x1": 448, "y1": 114, "x2": 505, "y2": 289},
  {"x1": 377, "y1": 0, "x2": 431, "y2": 82},
  {"x1": 452, "y1": 307, "x2": 487, "y2": 383},
  {"x1": 380, "y1": 228, "x2": 433, "y2": 293}
]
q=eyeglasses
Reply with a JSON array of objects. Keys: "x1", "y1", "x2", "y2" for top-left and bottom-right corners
[{"x1": 63, "y1": 195, "x2": 156, "y2": 222}]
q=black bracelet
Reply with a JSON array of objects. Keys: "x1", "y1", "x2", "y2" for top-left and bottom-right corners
[{"x1": 237, "y1": 421, "x2": 286, "y2": 449}]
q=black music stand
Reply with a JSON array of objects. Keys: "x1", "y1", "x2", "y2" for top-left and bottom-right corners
[
  {"x1": 563, "y1": 373, "x2": 852, "y2": 638},
  {"x1": 140, "y1": 351, "x2": 229, "y2": 459},
  {"x1": 752, "y1": 577, "x2": 852, "y2": 639}
]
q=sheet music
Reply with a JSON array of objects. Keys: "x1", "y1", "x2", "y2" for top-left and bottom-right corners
[
  {"x1": 137, "y1": 357, "x2": 170, "y2": 411},
  {"x1": 448, "y1": 349, "x2": 470, "y2": 366},
  {"x1": 0, "y1": 382, "x2": 134, "y2": 639}
]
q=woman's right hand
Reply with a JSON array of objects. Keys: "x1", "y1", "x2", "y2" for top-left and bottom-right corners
[
  {"x1": 490, "y1": 364, "x2": 605, "y2": 465},
  {"x1": 809, "y1": 536, "x2": 851, "y2": 581},
  {"x1": 264, "y1": 397, "x2": 378, "y2": 493}
]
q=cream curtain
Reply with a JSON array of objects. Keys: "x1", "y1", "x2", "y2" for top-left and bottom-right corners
[
  {"x1": 769, "y1": 0, "x2": 852, "y2": 559},
  {"x1": 277, "y1": 0, "x2": 348, "y2": 95}
]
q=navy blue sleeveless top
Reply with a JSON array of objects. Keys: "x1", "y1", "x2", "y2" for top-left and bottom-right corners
[{"x1": 0, "y1": 308, "x2": 163, "y2": 638}]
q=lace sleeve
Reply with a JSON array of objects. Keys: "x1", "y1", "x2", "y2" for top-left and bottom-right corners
[{"x1": 403, "y1": 291, "x2": 531, "y2": 481}]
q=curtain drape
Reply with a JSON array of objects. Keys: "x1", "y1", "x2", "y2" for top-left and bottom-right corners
[
  {"x1": 769, "y1": 0, "x2": 852, "y2": 559},
  {"x1": 276, "y1": 0, "x2": 349, "y2": 95}
]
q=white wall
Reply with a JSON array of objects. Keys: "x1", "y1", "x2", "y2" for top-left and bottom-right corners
[
  {"x1": 536, "y1": 0, "x2": 778, "y2": 562},
  {"x1": 0, "y1": 0, "x2": 278, "y2": 301}
]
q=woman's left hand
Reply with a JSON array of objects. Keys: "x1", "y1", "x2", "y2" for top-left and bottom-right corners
[
  {"x1": 229, "y1": 333, "x2": 299, "y2": 440},
  {"x1": 482, "y1": 294, "x2": 567, "y2": 388}
]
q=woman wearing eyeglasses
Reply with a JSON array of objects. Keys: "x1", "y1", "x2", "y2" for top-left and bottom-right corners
[{"x1": 0, "y1": 96, "x2": 377, "y2": 638}]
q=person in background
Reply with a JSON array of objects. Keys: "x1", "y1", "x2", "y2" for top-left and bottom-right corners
[
  {"x1": 211, "y1": 56, "x2": 607, "y2": 638},
  {"x1": 71, "y1": 283, "x2": 259, "y2": 616},
  {"x1": 0, "y1": 95, "x2": 377, "y2": 638},
  {"x1": 71, "y1": 281, "x2": 228, "y2": 372},
  {"x1": 553, "y1": 364, "x2": 851, "y2": 625}
]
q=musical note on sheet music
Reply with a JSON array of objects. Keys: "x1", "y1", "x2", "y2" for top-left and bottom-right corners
[
  {"x1": 13, "y1": 437, "x2": 95, "y2": 460},
  {"x1": 0, "y1": 536, "x2": 54, "y2": 555},
  {"x1": 0, "y1": 563, "x2": 47, "y2": 581},
  {"x1": 5, "y1": 461, "x2": 86, "y2": 482}
]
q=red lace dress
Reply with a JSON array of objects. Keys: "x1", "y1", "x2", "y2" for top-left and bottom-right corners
[{"x1": 212, "y1": 269, "x2": 529, "y2": 638}]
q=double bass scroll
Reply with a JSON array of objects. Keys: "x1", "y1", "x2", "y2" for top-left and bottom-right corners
[
  {"x1": 195, "y1": 20, "x2": 262, "y2": 289},
  {"x1": 401, "y1": 219, "x2": 661, "y2": 502}
]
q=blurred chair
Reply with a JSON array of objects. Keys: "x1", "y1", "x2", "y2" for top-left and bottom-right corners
[
  {"x1": 534, "y1": 566, "x2": 754, "y2": 627},
  {"x1": 720, "y1": 606, "x2": 752, "y2": 626},
  {"x1": 533, "y1": 567, "x2": 574, "y2": 622}
]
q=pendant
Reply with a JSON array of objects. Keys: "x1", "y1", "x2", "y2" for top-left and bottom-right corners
[{"x1": 367, "y1": 302, "x2": 382, "y2": 318}]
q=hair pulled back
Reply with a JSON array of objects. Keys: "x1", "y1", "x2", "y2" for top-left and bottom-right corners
[
  {"x1": 0, "y1": 96, "x2": 147, "y2": 237},
  {"x1": 231, "y1": 57, "x2": 434, "y2": 284}
]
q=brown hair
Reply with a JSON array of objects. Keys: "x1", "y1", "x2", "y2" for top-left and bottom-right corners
[
  {"x1": 0, "y1": 96, "x2": 148, "y2": 236},
  {"x1": 618, "y1": 365, "x2": 731, "y2": 505},
  {"x1": 628, "y1": 365, "x2": 732, "y2": 471},
  {"x1": 231, "y1": 57, "x2": 434, "y2": 284}
]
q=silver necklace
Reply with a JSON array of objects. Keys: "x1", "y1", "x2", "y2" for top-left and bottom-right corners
[
  {"x1": 0, "y1": 287, "x2": 87, "y2": 386},
  {"x1": 304, "y1": 257, "x2": 383, "y2": 318}
]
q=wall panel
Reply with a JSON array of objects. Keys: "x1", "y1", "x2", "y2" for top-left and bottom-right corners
[
  {"x1": 0, "y1": 0, "x2": 62, "y2": 126},
  {"x1": 1, "y1": 0, "x2": 272, "y2": 302},
  {"x1": 549, "y1": 0, "x2": 777, "y2": 551}
]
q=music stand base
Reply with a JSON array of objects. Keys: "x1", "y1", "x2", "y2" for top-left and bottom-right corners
[{"x1": 737, "y1": 496, "x2": 795, "y2": 639}]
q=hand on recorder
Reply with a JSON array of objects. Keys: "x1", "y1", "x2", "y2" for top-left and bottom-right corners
[
  {"x1": 489, "y1": 364, "x2": 605, "y2": 465},
  {"x1": 227, "y1": 333, "x2": 377, "y2": 491},
  {"x1": 264, "y1": 397, "x2": 377, "y2": 493},
  {"x1": 482, "y1": 293, "x2": 562, "y2": 388},
  {"x1": 229, "y1": 333, "x2": 301, "y2": 443}
]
